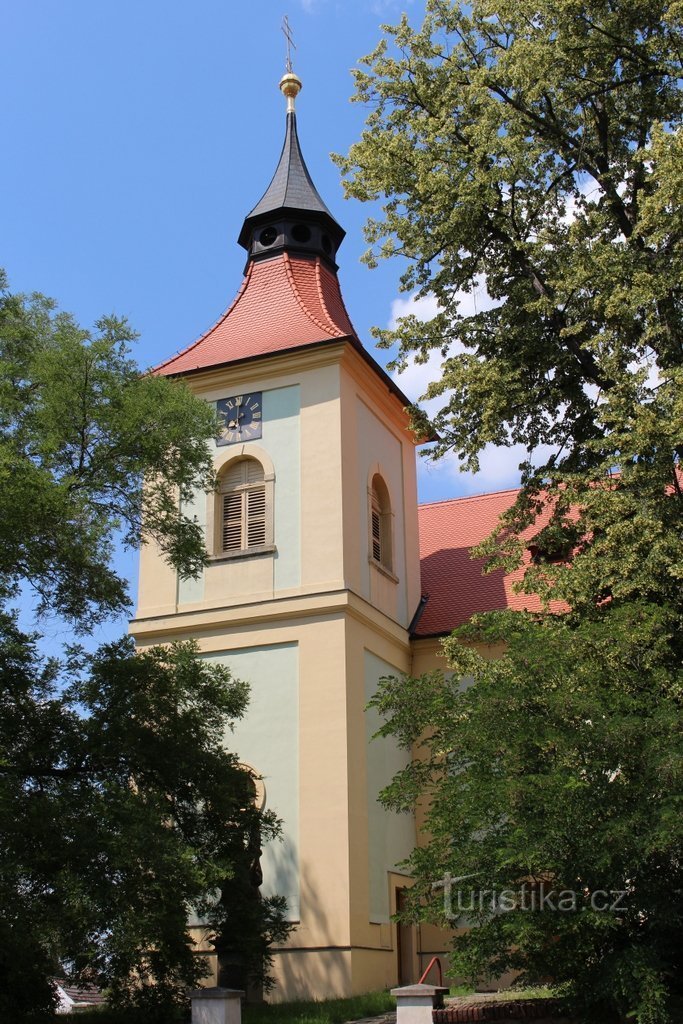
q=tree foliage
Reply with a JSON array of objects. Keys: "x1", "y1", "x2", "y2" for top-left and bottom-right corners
[
  {"x1": 0, "y1": 270, "x2": 216, "y2": 624},
  {"x1": 371, "y1": 608, "x2": 682, "y2": 1023},
  {"x1": 340, "y1": 3, "x2": 683, "y2": 1021},
  {"x1": 0, "y1": 626, "x2": 287, "y2": 1019},
  {"x1": 336, "y1": 0, "x2": 683, "y2": 604},
  {"x1": 0, "y1": 274, "x2": 290, "y2": 1019}
]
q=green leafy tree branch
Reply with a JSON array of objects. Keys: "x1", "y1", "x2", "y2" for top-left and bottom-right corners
[
  {"x1": 341, "y1": 4, "x2": 683, "y2": 1021},
  {"x1": 0, "y1": 273, "x2": 291, "y2": 1019}
]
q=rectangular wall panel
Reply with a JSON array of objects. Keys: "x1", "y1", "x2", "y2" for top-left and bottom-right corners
[{"x1": 206, "y1": 642, "x2": 300, "y2": 921}]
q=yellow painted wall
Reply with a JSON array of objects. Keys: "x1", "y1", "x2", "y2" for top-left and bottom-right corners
[
  {"x1": 135, "y1": 346, "x2": 351, "y2": 624},
  {"x1": 135, "y1": 613, "x2": 352, "y2": 949},
  {"x1": 408, "y1": 636, "x2": 513, "y2": 991},
  {"x1": 339, "y1": 349, "x2": 422, "y2": 632},
  {"x1": 130, "y1": 342, "x2": 459, "y2": 1001},
  {"x1": 133, "y1": 601, "x2": 420, "y2": 1000}
]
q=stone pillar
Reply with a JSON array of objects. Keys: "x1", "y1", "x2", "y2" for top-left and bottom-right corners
[
  {"x1": 391, "y1": 983, "x2": 449, "y2": 1024},
  {"x1": 189, "y1": 987, "x2": 245, "y2": 1024}
]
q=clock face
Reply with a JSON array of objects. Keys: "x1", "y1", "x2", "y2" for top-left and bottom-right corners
[{"x1": 216, "y1": 393, "x2": 263, "y2": 446}]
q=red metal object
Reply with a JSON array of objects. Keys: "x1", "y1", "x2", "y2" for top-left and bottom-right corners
[{"x1": 418, "y1": 955, "x2": 443, "y2": 987}]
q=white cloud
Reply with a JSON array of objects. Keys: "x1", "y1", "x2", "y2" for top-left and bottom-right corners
[
  {"x1": 387, "y1": 293, "x2": 448, "y2": 410},
  {"x1": 646, "y1": 361, "x2": 662, "y2": 391},
  {"x1": 583, "y1": 355, "x2": 662, "y2": 409},
  {"x1": 561, "y1": 177, "x2": 604, "y2": 225},
  {"x1": 417, "y1": 446, "x2": 520, "y2": 500},
  {"x1": 388, "y1": 275, "x2": 497, "y2": 332},
  {"x1": 582, "y1": 381, "x2": 601, "y2": 403},
  {"x1": 392, "y1": 349, "x2": 447, "y2": 410},
  {"x1": 388, "y1": 291, "x2": 442, "y2": 330},
  {"x1": 633, "y1": 354, "x2": 662, "y2": 393},
  {"x1": 388, "y1": 279, "x2": 498, "y2": 407},
  {"x1": 385, "y1": 287, "x2": 556, "y2": 499},
  {"x1": 417, "y1": 441, "x2": 557, "y2": 501},
  {"x1": 369, "y1": 0, "x2": 415, "y2": 12}
]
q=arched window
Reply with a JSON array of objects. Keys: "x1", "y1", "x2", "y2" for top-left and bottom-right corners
[
  {"x1": 369, "y1": 474, "x2": 393, "y2": 572},
  {"x1": 216, "y1": 457, "x2": 273, "y2": 555}
]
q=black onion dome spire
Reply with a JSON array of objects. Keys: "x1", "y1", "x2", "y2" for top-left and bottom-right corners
[
  {"x1": 238, "y1": 73, "x2": 345, "y2": 268},
  {"x1": 245, "y1": 111, "x2": 336, "y2": 223}
]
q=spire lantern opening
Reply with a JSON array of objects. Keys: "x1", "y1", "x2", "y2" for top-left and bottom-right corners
[{"x1": 237, "y1": 70, "x2": 345, "y2": 271}]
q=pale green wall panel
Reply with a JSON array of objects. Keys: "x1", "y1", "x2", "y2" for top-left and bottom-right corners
[
  {"x1": 206, "y1": 643, "x2": 300, "y2": 921},
  {"x1": 177, "y1": 384, "x2": 301, "y2": 604},
  {"x1": 364, "y1": 651, "x2": 415, "y2": 924}
]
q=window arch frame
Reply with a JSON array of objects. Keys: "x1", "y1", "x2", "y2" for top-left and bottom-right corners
[
  {"x1": 368, "y1": 471, "x2": 395, "y2": 578},
  {"x1": 208, "y1": 447, "x2": 275, "y2": 561}
]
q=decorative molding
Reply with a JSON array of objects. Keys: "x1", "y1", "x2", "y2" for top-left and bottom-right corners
[
  {"x1": 213, "y1": 442, "x2": 275, "y2": 478},
  {"x1": 207, "y1": 544, "x2": 276, "y2": 564},
  {"x1": 130, "y1": 586, "x2": 413, "y2": 652},
  {"x1": 368, "y1": 556, "x2": 399, "y2": 584}
]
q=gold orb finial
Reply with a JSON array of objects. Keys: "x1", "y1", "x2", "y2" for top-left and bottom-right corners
[{"x1": 280, "y1": 71, "x2": 302, "y2": 113}]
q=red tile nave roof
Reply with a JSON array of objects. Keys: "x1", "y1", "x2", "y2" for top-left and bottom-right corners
[{"x1": 415, "y1": 488, "x2": 549, "y2": 637}]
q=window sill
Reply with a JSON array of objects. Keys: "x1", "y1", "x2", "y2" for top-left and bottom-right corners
[
  {"x1": 209, "y1": 544, "x2": 277, "y2": 564},
  {"x1": 368, "y1": 556, "x2": 399, "y2": 584}
]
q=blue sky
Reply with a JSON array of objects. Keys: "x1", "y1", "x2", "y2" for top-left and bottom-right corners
[{"x1": 2, "y1": 0, "x2": 523, "y2": 647}]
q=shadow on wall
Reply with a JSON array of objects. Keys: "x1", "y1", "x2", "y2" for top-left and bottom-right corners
[
  {"x1": 417, "y1": 546, "x2": 510, "y2": 636},
  {"x1": 269, "y1": 856, "x2": 352, "y2": 1003},
  {"x1": 264, "y1": 835, "x2": 300, "y2": 924}
]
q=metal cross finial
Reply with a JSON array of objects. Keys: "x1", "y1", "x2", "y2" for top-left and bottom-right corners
[{"x1": 282, "y1": 15, "x2": 296, "y2": 73}]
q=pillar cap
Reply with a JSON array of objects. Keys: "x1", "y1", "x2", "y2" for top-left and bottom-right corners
[
  {"x1": 189, "y1": 987, "x2": 245, "y2": 1000},
  {"x1": 391, "y1": 984, "x2": 450, "y2": 997}
]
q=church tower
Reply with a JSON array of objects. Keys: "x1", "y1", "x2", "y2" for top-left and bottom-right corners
[{"x1": 131, "y1": 72, "x2": 423, "y2": 1000}]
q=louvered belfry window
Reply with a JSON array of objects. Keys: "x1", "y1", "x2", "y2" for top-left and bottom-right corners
[
  {"x1": 220, "y1": 458, "x2": 268, "y2": 553},
  {"x1": 370, "y1": 474, "x2": 393, "y2": 572},
  {"x1": 371, "y1": 500, "x2": 382, "y2": 562}
]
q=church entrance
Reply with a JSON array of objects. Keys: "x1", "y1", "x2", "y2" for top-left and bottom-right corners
[{"x1": 396, "y1": 887, "x2": 416, "y2": 985}]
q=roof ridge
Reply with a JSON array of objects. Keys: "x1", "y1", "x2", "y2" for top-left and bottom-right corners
[
  {"x1": 331, "y1": 274, "x2": 359, "y2": 339},
  {"x1": 283, "y1": 253, "x2": 339, "y2": 338},
  {"x1": 282, "y1": 113, "x2": 294, "y2": 209},
  {"x1": 154, "y1": 261, "x2": 255, "y2": 374},
  {"x1": 418, "y1": 485, "x2": 521, "y2": 508},
  {"x1": 314, "y1": 259, "x2": 347, "y2": 338}
]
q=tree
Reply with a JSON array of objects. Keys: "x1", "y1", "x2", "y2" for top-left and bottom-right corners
[
  {"x1": 0, "y1": 626, "x2": 288, "y2": 1020},
  {"x1": 0, "y1": 269, "x2": 216, "y2": 625},
  {"x1": 338, "y1": 3, "x2": 683, "y2": 1021},
  {"x1": 0, "y1": 274, "x2": 290, "y2": 1019},
  {"x1": 371, "y1": 608, "x2": 682, "y2": 1023}
]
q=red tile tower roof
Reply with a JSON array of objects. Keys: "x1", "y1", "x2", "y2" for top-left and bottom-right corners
[
  {"x1": 155, "y1": 78, "x2": 398, "y2": 383},
  {"x1": 415, "y1": 488, "x2": 551, "y2": 637},
  {"x1": 155, "y1": 252, "x2": 358, "y2": 377}
]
